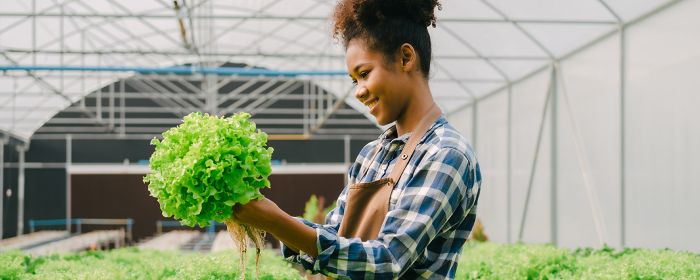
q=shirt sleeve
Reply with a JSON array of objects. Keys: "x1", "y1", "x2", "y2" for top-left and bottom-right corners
[
  {"x1": 281, "y1": 147, "x2": 363, "y2": 264},
  {"x1": 297, "y1": 148, "x2": 476, "y2": 279}
]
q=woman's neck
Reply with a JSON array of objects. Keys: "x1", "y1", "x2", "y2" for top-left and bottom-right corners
[{"x1": 395, "y1": 84, "x2": 435, "y2": 137}]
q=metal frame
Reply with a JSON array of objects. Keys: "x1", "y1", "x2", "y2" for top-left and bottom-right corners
[
  {"x1": 0, "y1": 0, "x2": 685, "y2": 241},
  {"x1": 447, "y1": 0, "x2": 683, "y2": 246}
]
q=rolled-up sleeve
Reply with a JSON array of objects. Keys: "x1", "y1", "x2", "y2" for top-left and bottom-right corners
[{"x1": 297, "y1": 148, "x2": 474, "y2": 279}]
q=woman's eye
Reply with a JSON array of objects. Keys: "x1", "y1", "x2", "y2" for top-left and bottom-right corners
[
  {"x1": 351, "y1": 79, "x2": 358, "y2": 85},
  {"x1": 359, "y1": 71, "x2": 369, "y2": 79}
]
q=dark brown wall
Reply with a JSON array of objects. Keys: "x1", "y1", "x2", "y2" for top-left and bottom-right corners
[
  {"x1": 71, "y1": 174, "x2": 164, "y2": 242},
  {"x1": 71, "y1": 173, "x2": 345, "y2": 243}
]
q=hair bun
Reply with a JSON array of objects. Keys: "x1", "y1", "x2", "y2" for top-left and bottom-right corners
[{"x1": 354, "y1": 0, "x2": 441, "y2": 28}]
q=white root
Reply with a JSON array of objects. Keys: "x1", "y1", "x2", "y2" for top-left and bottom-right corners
[{"x1": 225, "y1": 219, "x2": 265, "y2": 280}]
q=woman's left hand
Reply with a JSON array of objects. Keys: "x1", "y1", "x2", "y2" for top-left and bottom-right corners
[{"x1": 232, "y1": 197, "x2": 283, "y2": 232}]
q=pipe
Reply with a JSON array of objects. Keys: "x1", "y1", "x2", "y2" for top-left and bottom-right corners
[{"x1": 0, "y1": 65, "x2": 347, "y2": 77}]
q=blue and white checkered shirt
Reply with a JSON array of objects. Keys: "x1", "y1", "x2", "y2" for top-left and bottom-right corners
[{"x1": 282, "y1": 116, "x2": 482, "y2": 279}]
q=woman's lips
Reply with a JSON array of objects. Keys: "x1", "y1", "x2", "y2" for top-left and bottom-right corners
[{"x1": 364, "y1": 97, "x2": 379, "y2": 112}]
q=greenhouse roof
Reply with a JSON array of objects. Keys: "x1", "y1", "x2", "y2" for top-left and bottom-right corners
[{"x1": 0, "y1": 0, "x2": 679, "y2": 141}]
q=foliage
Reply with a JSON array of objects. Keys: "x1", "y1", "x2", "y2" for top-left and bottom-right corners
[
  {"x1": 0, "y1": 249, "x2": 304, "y2": 280},
  {"x1": 456, "y1": 242, "x2": 700, "y2": 279},
  {"x1": 144, "y1": 112, "x2": 274, "y2": 227},
  {"x1": 302, "y1": 195, "x2": 336, "y2": 224}
]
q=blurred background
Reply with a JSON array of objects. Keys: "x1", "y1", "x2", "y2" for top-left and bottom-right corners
[{"x1": 1, "y1": 0, "x2": 698, "y2": 256}]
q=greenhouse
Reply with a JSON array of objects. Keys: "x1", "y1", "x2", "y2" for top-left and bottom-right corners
[{"x1": 1, "y1": 0, "x2": 699, "y2": 279}]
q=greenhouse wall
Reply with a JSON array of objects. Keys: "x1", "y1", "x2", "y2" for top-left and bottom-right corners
[
  {"x1": 447, "y1": 0, "x2": 700, "y2": 252},
  {"x1": 1, "y1": 137, "x2": 367, "y2": 239}
]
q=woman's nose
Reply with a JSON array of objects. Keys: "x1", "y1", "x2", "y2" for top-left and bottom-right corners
[{"x1": 355, "y1": 86, "x2": 369, "y2": 101}]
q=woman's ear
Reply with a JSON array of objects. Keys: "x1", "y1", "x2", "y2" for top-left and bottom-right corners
[{"x1": 399, "y1": 43, "x2": 417, "y2": 72}]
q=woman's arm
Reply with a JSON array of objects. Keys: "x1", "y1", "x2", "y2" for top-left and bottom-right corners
[{"x1": 232, "y1": 197, "x2": 319, "y2": 258}]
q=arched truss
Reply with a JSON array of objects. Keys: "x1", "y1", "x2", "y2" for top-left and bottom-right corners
[{"x1": 0, "y1": 0, "x2": 680, "y2": 141}]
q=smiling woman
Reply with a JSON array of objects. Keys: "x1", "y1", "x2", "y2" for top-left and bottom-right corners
[{"x1": 231, "y1": 0, "x2": 483, "y2": 279}]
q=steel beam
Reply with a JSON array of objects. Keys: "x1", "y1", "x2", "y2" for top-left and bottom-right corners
[{"x1": 0, "y1": 12, "x2": 618, "y2": 25}]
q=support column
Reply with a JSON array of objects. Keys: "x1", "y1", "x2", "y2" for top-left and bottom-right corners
[
  {"x1": 507, "y1": 86, "x2": 513, "y2": 243},
  {"x1": 16, "y1": 145, "x2": 26, "y2": 236},
  {"x1": 0, "y1": 138, "x2": 4, "y2": 238},
  {"x1": 66, "y1": 134, "x2": 72, "y2": 232},
  {"x1": 550, "y1": 65, "x2": 559, "y2": 246},
  {"x1": 620, "y1": 26, "x2": 627, "y2": 248}
]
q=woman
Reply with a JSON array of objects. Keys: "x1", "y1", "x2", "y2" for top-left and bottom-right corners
[{"x1": 233, "y1": 0, "x2": 482, "y2": 278}]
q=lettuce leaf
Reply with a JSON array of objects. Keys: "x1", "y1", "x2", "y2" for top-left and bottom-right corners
[{"x1": 144, "y1": 112, "x2": 273, "y2": 227}]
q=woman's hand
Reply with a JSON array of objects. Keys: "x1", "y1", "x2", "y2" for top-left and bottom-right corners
[
  {"x1": 232, "y1": 197, "x2": 320, "y2": 258},
  {"x1": 232, "y1": 197, "x2": 283, "y2": 232}
]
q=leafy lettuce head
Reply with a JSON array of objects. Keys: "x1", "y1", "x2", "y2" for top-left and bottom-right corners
[{"x1": 144, "y1": 112, "x2": 273, "y2": 227}]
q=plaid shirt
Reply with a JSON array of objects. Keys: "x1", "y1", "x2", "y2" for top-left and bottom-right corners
[{"x1": 282, "y1": 116, "x2": 482, "y2": 279}]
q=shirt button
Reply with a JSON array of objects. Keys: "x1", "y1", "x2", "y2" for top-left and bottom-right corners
[{"x1": 401, "y1": 154, "x2": 408, "y2": 160}]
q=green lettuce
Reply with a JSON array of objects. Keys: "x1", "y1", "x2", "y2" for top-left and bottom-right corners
[{"x1": 144, "y1": 112, "x2": 273, "y2": 227}]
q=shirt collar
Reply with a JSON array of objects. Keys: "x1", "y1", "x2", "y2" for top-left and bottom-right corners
[{"x1": 378, "y1": 115, "x2": 445, "y2": 144}]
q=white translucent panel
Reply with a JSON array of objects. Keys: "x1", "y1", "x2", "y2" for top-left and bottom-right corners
[
  {"x1": 77, "y1": 0, "x2": 118, "y2": 12},
  {"x1": 433, "y1": 59, "x2": 504, "y2": 80},
  {"x1": 438, "y1": 0, "x2": 502, "y2": 19},
  {"x1": 488, "y1": 0, "x2": 615, "y2": 21},
  {"x1": 0, "y1": 21, "x2": 33, "y2": 49},
  {"x1": 438, "y1": 99, "x2": 470, "y2": 113},
  {"x1": 77, "y1": 0, "x2": 165, "y2": 15},
  {"x1": 510, "y1": 69, "x2": 552, "y2": 244},
  {"x1": 429, "y1": 29, "x2": 477, "y2": 57},
  {"x1": 474, "y1": 91, "x2": 509, "y2": 242},
  {"x1": 443, "y1": 22, "x2": 547, "y2": 57},
  {"x1": 492, "y1": 60, "x2": 548, "y2": 81},
  {"x1": 520, "y1": 23, "x2": 616, "y2": 58},
  {"x1": 0, "y1": 1, "x2": 27, "y2": 13},
  {"x1": 212, "y1": 3, "x2": 258, "y2": 16},
  {"x1": 625, "y1": 0, "x2": 700, "y2": 252},
  {"x1": 446, "y1": 105, "x2": 473, "y2": 142},
  {"x1": 301, "y1": 3, "x2": 335, "y2": 17},
  {"x1": 601, "y1": 0, "x2": 672, "y2": 22},
  {"x1": 464, "y1": 82, "x2": 505, "y2": 99},
  {"x1": 429, "y1": 81, "x2": 473, "y2": 100},
  {"x1": 556, "y1": 34, "x2": 621, "y2": 249},
  {"x1": 237, "y1": 19, "x2": 288, "y2": 34},
  {"x1": 273, "y1": 20, "x2": 328, "y2": 44},
  {"x1": 211, "y1": 28, "x2": 260, "y2": 50},
  {"x1": 263, "y1": 0, "x2": 322, "y2": 16},
  {"x1": 256, "y1": 36, "x2": 312, "y2": 54}
]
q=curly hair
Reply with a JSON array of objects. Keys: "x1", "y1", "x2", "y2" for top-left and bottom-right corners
[{"x1": 332, "y1": 0, "x2": 441, "y2": 78}]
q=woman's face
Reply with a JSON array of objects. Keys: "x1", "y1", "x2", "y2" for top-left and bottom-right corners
[{"x1": 346, "y1": 38, "x2": 410, "y2": 126}]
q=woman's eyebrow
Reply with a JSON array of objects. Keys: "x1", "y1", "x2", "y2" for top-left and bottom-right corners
[{"x1": 351, "y1": 63, "x2": 370, "y2": 74}]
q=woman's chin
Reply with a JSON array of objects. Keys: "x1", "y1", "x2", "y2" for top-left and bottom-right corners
[{"x1": 374, "y1": 115, "x2": 392, "y2": 126}]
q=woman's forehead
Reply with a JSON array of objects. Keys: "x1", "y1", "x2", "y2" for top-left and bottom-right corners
[{"x1": 345, "y1": 39, "x2": 383, "y2": 71}]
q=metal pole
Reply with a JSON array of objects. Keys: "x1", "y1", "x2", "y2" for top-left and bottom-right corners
[
  {"x1": 109, "y1": 82, "x2": 115, "y2": 130},
  {"x1": 32, "y1": 0, "x2": 36, "y2": 66},
  {"x1": 60, "y1": 3, "x2": 64, "y2": 97},
  {"x1": 120, "y1": 79, "x2": 126, "y2": 135},
  {"x1": 303, "y1": 80, "x2": 309, "y2": 134},
  {"x1": 0, "y1": 138, "x2": 4, "y2": 238},
  {"x1": 66, "y1": 134, "x2": 72, "y2": 232},
  {"x1": 620, "y1": 25, "x2": 627, "y2": 248},
  {"x1": 507, "y1": 85, "x2": 512, "y2": 243},
  {"x1": 551, "y1": 64, "x2": 559, "y2": 246},
  {"x1": 518, "y1": 66, "x2": 555, "y2": 241},
  {"x1": 17, "y1": 145, "x2": 26, "y2": 236}
]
